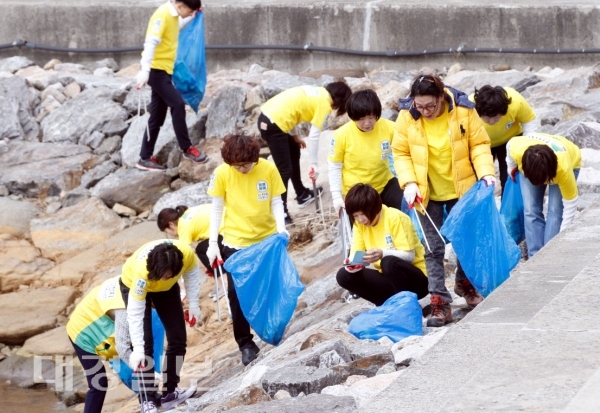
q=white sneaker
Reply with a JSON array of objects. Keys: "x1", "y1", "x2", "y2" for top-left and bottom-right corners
[
  {"x1": 140, "y1": 400, "x2": 158, "y2": 413},
  {"x1": 161, "y1": 385, "x2": 197, "y2": 410},
  {"x1": 212, "y1": 288, "x2": 226, "y2": 302},
  {"x1": 208, "y1": 284, "x2": 217, "y2": 298}
]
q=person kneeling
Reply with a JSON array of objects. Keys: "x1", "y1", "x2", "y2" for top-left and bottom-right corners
[{"x1": 336, "y1": 183, "x2": 429, "y2": 306}]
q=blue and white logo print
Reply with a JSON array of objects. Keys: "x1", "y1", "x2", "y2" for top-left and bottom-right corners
[{"x1": 257, "y1": 180, "x2": 269, "y2": 201}]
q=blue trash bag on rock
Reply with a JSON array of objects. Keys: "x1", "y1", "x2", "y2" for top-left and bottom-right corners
[
  {"x1": 109, "y1": 309, "x2": 165, "y2": 392},
  {"x1": 348, "y1": 291, "x2": 422, "y2": 342},
  {"x1": 440, "y1": 181, "x2": 520, "y2": 297},
  {"x1": 224, "y1": 233, "x2": 305, "y2": 346},
  {"x1": 173, "y1": 11, "x2": 207, "y2": 112},
  {"x1": 500, "y1": 172, "x2": 525, "y2": 244}
]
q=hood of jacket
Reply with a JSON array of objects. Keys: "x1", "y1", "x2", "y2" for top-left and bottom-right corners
[{"x1": 398, "y1": 86, "x2": 475, "y2": 121}]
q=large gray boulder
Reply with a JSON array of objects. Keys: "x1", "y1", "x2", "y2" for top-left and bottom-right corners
[
  {"x1": 0, "y1": 76, "x2": 40, "y2": 140},
  {"x1": 31, "y1": 197, "x2": 129, "y2": 262},
  {"x1": 223, "y1": 394, "x2": 357, "y2": 413},
  {"x1": 0, "y1": 56, "x2": 34, "y2": 74},
  {"x1": 548, "y1": 112, "x2": 600, "y2": 150},
  {"x1": 443, "y1": 70, "x2": 541, "y2": 94},
  {"x1": 123, "y1": 87, "x2": 152, "y2": 115},
  {"x1": 41, "y1": 88, "x2": 128, "y2": 144},
  {"x1": 79, "y1": 160, "x2": 119, "y2": 189},
  {"x1": 205, "y1": 85, "x2": 249, "y2": 140},
  {"x1": 261, "y1": 366, "x2": 347, "y2": 398},
  {"x1": 150, "y1": 181, "x2": 210, "y2": 219},
  {"x1": 262, "y1": 76, "x2": 320, "y2": 100},
  {"x1": 91, "y1": 168, "x2": 171, "y2": 213},
  {"x1": 0, "y1": 198, "x2": 40, "y2": 238},
  {"x1": 0, "y1": 141, "x2": 96, "y2": 197}
]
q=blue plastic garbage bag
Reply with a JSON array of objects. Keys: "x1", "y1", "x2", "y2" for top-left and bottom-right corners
[
  {"x1": 173, "y1": 11, "x2": 207, "y2": 112},
  {"x1": 109, "y1": 309, "x2": 165, "y2": 392},
  {"x1": 440, "y1": 181, "x2": 520, "y2": 297},
  {"x1": 224, "y1": 233, "x2": 305, "y2": 346},
  {"x1": 348, "y1": 291, "x2": 422, "y2": 342},
  {"x1": 499, "y1": 172, "x2": 525, "y2": 244}
]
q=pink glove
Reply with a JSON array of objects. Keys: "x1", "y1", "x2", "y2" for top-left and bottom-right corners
[
  {"x1": 309, "y1": 165, "x2": 319, "y2": 182},
  {"x1": 509, "y1": 168, "x2": 518, "y2": 182},
  {"x1": 344, "y1": 258, "x2": 365, "y2": 273}
]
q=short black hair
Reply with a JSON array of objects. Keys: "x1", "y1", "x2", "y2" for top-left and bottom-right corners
[
  {"x1": 176, "y1": 0, "x2": 201, "y2": 9},
  {"x1": 146, "y1": 243, "x2": 184, "y2": 281},
  {"x1": 325, "y1": 82, "x2": 352, "y2": 116},
  {"x1": 522, "y1": 144, "x2": 558, "y2": 186},
  {"x1": 410, "y1": 75, "x2": 445, "y2": 98},
  {"x1": 157, "y1": 205, "x2": 188, "y2": 231},
  {"x1": 473, "y1": 85, "x2": 512, "y2": 117},
  {"x1": 345, "y1": 183, "x2": 383, "y2": 225},
  {"x1": 346, "y1": 89, "x2": 382, "y2": 121}
]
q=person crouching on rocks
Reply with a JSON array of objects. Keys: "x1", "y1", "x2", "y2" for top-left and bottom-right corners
[
  {"x1": 206, "y1": 134, "x2": 287, "y2": 366},
  {"x1": 336, "y1": 183, "x2": 428, "y2": 306},
  {"x1": 119, "y1": 240, "x2": 200, "y2": 413}
]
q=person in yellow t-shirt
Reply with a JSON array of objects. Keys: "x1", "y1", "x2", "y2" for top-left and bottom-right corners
[
  {"x1": 472, "y1": 86, "x2": 537, "y2": 195},
  {"x1": 506, "y1": 133, "x2": 581, "y2": 258},
  {"x1": 393, "y1": 75, "x2": 496, "y2": 327},
  {"x1": 119, "y1": 240, "x2": 199, "y2": 412},
  {"x1": 206, "y1": 134, "x2": 287, "y2": 366},
  {"x1": 329, "y1": 89, "x2": 403, "y2": 215},
  {"x1": 336, "y1": 184, "x2": 428, "y2": 306},
  {"x1": 134, "y1": 0, "x2": 208, "y2": 172},
  {"x1": 258, "y1": 82, "x2": 352, "y2": 223}
]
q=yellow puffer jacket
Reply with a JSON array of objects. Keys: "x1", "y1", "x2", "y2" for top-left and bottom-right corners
[{"x1": 393, "y1": 87, "x2": 495, "y2": 209}]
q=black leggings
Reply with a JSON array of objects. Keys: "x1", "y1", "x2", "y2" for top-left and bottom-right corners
[
  {"x1": 380, "y1": 177, "x2": 405, "y2": 212},
  {"x1": 195, "y1": 235, "x2": 225, "y2": 276},
  {"x1": 70, "y1": 339, "x2": 107, "y2": 413},
  {"x1": 336, "y1": 256, "x2": 428, "y2": 306},
  {"x1": 492, "y1": 142, "x2": 508, "y2": 197}
]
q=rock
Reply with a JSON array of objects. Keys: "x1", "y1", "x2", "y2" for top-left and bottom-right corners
[
  {"x1": 101, "y1": 119, "x2": 129, "y2": 137},
  {"x1": 0, "y1": 185, "x2": 8, "y2": 196},
  {"x1": 92, "y1": 168, "x2": 171, "y2": 213},
  {"x1": 112, "y1": 203, "x2": 137, "y2": 217},
  {"x1": 41, "y1": 86, "x2": 66, "y2": 104},
  {"x1": 15, "y1": 66, "x2": 60, "y2": 90},
  {"x1": 150, "y1": 181, "x2": 210, "y2": 219},
  {"x1": 62, "y1": 186, "x2": 91, "y2": 208},
  {"x1": 368, "y1": 69, "x2": 414, "y2": 85},
  {"x1": 261, "y1": 366, "x2": 346, "y2": 397},
  {"x1": 62, "y1": 81, "x2": 81, "y2": 99},
  {"x1": 0, "y1": 56, "x2": 34, "y2": 74},
  {"x1": 54, "y1": 63, "x2": 90, "y2": 74},
  {"x1": 344, "y1": 77, "x2": 378, "y2": 91},
  {"x1": 289, "y1": 339, "x2": 352, "y2": 368},
  {"x1": 80, "y1": 160, "x2": 118, "y2": 189},
  {"x1": 446, "y1": 63, "x2": 464, "y2": 77},
  {"x1": 115, "y1": 63, "x2": 140, "y2": 78},
  {"x1": 381, "y1": 109, "x2": 398, "y2": 122},
  {"x1": 322, "y1": 371, "x2": 403, "y2": 408},
  {"x1": 549, "y1": 112, "x2": 600, "y2": 149},
  {"x1": 225, "y1": 393, "x2": 357, "y2": 413},
  {"x1": 45, "y1": 201, "x2": 62, "y2": 214},
  {"x1": 300, "y1": 69, "x2": 364, "y2": 79},
  {"x1": 443, "y1": 70, "x2": 541, "y2": 94},
  {"x1": 492, "y1": 64, "x2": 511, "y2": 72},
  {"x1": 19, "y1": 326, "x2": 74, "y2": 356},
  {"x1": 244, "y1": 86, "x2": 265, "y2": 111},
  {"x1": 0, "y1": 355, "x2": 56, "y2": 388},
  {"x1": 36, "y1": 95, "x2": 62, "y2": 123},
  {"x1": 375, "y1": 362, "x2": 397, "y2": 375},
  {"x1": 391, "y1": 327, "x2": 449, "y2": 366},
  {"x1": 319, "y1": 350, "x2": 345, "y2": 369},
  {"x1": 80, "y1": 131, "x2": 105, "y2": 149},
  {"x1": 0, "y1": 141, "x2": 96, "y2": 198},
  {"x1": 178, "y1": 152, "x2": 222, "y2": 183},
  {"x1": 93, "y1": 67, "x2": 115, "y2": 77},
  {"x1": 31, "y1": 197, "x2": 129, "y2": 262},
  {"x1": 0, "y1": 76, "x2": 40, "y2": 140},
  {"x1": 273, "y1": 389, "x2": 292, "y2": 400},
  {"x1": 41, "y1": 88, "x2": 129, "y2": 144},
  {"x1": 376, "y1": 80, "x2": 409, "y2": 111},
  {"x1": 86, "y1": 58, "x2": 120, "y2": 73},
  {"x1": 94, "y1": 135, "x2": 121, "y2": 155},
  {"x1": 205, "y1": 85, "x2": 249, "y2": 140},
  {"x1": 0, "y1": 286, "x2": 77, "y2": 345},
  {"x1": 262, "y1": 76, "x2": 318, "y2": 100},
  {"x1": 224, "y1": 385, "x2": 272, "y2": 410},
  {"x1": 43, "y1": 59, "x2": 62, "y2": 70},
  {"x1": 0, "y1": 237, "x2": 53, "y2": 292},
  {"x1": 339, "y1": 341, "x2": 396, "y2": 377},
  {"x1": 61, "y1": 73, "x2": 131, "y2": 91},
  {"x1": 376, "y1": 336, "x2": 395, "y2": 349}
]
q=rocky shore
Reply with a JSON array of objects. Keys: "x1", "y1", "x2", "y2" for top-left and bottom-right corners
[{"x1": 1, "y1": 55, "x2": 600, "y2": 413}]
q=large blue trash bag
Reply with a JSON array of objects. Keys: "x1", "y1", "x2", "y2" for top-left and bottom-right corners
[
  {"x1": 348, "y1": 291, "x2": 422, "y2": 342},
  {"x1": 109, "y1": 309, "x2": 165, "y2": 392},
  {"x1": 499, "y1": 172, "x2": 525, "y2": 244},
  {"x1": 224, "y1": 233, "x2": 305, "y2": 345},
  {"x1": 440, "y1": 181, "x2": 520, "y2": 297},
  {"x1": 173, "y1": 11, "x2": 207, "y2": 112}
]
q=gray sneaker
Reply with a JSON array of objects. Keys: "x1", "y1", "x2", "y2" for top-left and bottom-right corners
[
  {"x1": 161, "y1": 385, "x2": 197, "y2": 410},
  {"x1": 140, "y1": 400, "x2": 158, "y2": 413},
  {"x1": 136, "y1": 157, "x2": 166, "y2": 171}
]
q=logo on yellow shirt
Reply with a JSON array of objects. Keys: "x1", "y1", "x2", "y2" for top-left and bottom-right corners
[
  {"x1": 257, "y1": 181, "x2": 269, "y2": 201},
  {"x1": 151, "y1": 18, "x2": 163, "y2": 35},
  {"x1": 208, "y1": 172, "x2": 216, "y2": 190},
  {"x1": 329, "y1": 137, "x2": 336, "y2": 155},
  {"x1": 506, "y1": 121, "x2": 514, "y2": 130},
  {"x1": 380, "y1": 140, "x2": 391, "y2": 160},
  {"x1": 385, "y1": 234, "x2": 396, "y2": 250}
]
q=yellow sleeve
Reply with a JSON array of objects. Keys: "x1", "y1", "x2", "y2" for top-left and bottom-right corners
[
  {"x1": 393, "y1": 115, "x2": 417, "y2": 187},
  {"x1": 207, "y1": 167, "x2": 226, "y2": 197},
  {"x1": 146, "y1": 9, "x2": 166, "y2": 39},
  {"x1": 311, "y1": 98, "x2": 332, "y2": 131},
  {"x1": 180, "y1": 244, "x2": 199, "y2": 273},
  {"x1": 468, "y1": 110, "x2": 495, "y2": 178},
  {"x1": 129, "y1": 277, "x2": 148, "y2": 301},
  {"x1": 177, "y1": 223, "x2": 193, "y2": 245},
  {"x1": 328, "y1": 129, "x2": 346, "y2": 163},
  {"x1": 514, "y1": 93, "x2": 536, "y2": 124}
]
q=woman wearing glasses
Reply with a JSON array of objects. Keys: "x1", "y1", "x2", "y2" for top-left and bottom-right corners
[{"x1": 393, "y1": 75, "x2": 496, "y2": 327}]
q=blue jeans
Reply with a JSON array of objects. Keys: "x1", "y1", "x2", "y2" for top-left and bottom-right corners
[{"x1": 520, "y1": 169, "x2": 579, "y2": 257}]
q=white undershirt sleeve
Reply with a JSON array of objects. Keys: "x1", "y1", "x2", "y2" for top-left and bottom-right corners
[
  {"x1": 210, "y1": 196, "x2": 224, "y2": 243},
  {"x1": 271, "y1": 195, "x2": 286, "y2": 233},
  {"x1": 382, "y1": 249, "x2": 415, "y2": 263},
  {"x1": 140, "y1": 36, "x2": 161, "y2": 73},
  {"x1": 126, "y1": 296, "x2": 146, "y2": 353},
  {"x1": 182, "y1": 267, "x2": 200, "y2": 307},
  {"x1": 307, "y1": 125, "x2": 322, "y2": 165},
  {"x1": 521, "y1": 120, "x2": 537, "y2": 136},
  {"x1": 328, "y1": 160, "x2": 344, "y2": 201}
]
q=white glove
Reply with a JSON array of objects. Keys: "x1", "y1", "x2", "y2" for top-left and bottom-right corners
[
  {"x1": 403, "y1": 182, "x2": 421, "y2": 207},
  {"x1": 135, "y1": 71, "x2": 149, "y2": 89},
  {"x1": 333, "y1": 195, "x2": 345, "y2": 215},
  {"x1": 309, "y1": 165, "x2": 319, "y2": 181},
  {"x1": 482, "y1": 175, "x2": 496, "y2": 187},
  {"x1": 129, "y1": 348, "x2": 146, "y2": 371},
  {"x1": 279, "y1": 229, "x2": 290, "y2": 239},
  {"x1": 206, "y1": 241, "x2": 222, "y2": 269},
  {"x1": 186, "y1": 305, "x2": 201, "y2": 327}
]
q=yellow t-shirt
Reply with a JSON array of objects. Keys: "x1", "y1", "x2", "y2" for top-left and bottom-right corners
[
  {"x1": 207, "y1": 158, "x2": 286, "y2": 247},
  {"x1": 177, "y1": 204, "x2": 212, "y2": 244},
  {"x1": 469, "y1": 87, "x2": 536, "y2": 147},
  {"x1": 508, "y1": 133, "x2": 581, "y2": 200},
  {"x1": 145, "y1": 2, "x2": 179, "y2": 74},
  {"x1": 260, "y1": 86, "x2": 332, "y2": 133},
  {"x1": 351, "y1": 205, "x2": 426, "y2": 274},
  {"x1": 120, "y1": 239, "x2": 198, "y2": 301},
  {"x1": 66, "y1": 276, "x2": 125, "y2": 359},
  {"x1": 329, "y1": 119, "x2": 395, "y2": 195},
  {"x1": 423, "y1": 109, "x2": 457, "y2": 201}
]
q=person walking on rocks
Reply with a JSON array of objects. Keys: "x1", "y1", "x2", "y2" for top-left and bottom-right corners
[
  {"x1": 506, "y1": 133, "x2": 581, "y2": 257},
  {"x1": 135, "y1": 0, "x2": 208, "y2": 171},
  {"x1": 336, "y1": 183, "x2": 428, "y2": 305},
  {"x1": 329, "y1": 89, "x2": 404, "y2": 215},
  {"x1": 119, "y1": 240, "x2": 200, "y2": 413},
  {"x1": 472, "y1": 85, "x2": 537, "y2": 194},
  {"x1": 393, "y1": 75, "x2": 496, "y2": 327},
  {"x1": 206, "y1": 134, "x2": 287, "y2": 366},
  {"x1": 258, "y1": 82, "x2": 352, "y2": 224},
  {"x1": 157, "y1": 204, "x2": 226, "y2": 300}
]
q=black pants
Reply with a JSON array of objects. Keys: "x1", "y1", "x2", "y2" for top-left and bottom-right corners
[
  {"x1": 140, "y1": 69, "x2": 192, "y2": 160},
  {"x1": 119, "y1": 279, "x2": 186, "y2": 396},
  {"x1": 258, "y1": 112, "x2": 306, "y2": 214},
  {"x1": 380, "y1": 177, "x2": 405, "y2": 212},
  {"x1": 222, "y1": 245, "x2": 259, "y2": 352},
  {"x1": 195, "y1": 235, "x2": 225, "y2": 275},
  {"x1": 71, "y1": 339, "x2": 107, "y2": 413},
  {"x1": 492, "y1": 142, "x2": 507, "y2": 197},
  {"x1": 336, "y1": 256, "x2": 429, "y2": 306}
]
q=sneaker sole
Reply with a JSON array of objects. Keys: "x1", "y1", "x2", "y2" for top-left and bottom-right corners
[
  {"x1": 426, "y1": 317, "x2": 453, "y2": 327},
  {"x1": 297, "y1": 197, "x2": 315, "y2": 209},
  {"x1": 135, "y1": 164, "x2": 165, "y2": 172},
  {"x1": 161, "y1": 388, "x2": 197, "y2": 411},
  {"x1": 183, "y1": 155, "x2": 209, "y2": 164}
]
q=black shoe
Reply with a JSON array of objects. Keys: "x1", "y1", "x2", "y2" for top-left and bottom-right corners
[
  {"x1": 241, "y1": 346, "x2": 259, "y2": 366},
  {"x1": 296, "y1": 186, "x2": 323, "y2": 209},
  {"x1": 136, "y1": 157, "x2": 166, "y2": 171},
  {"x1": 284, "y1": 213, "x2": 294, "y2": 227}
]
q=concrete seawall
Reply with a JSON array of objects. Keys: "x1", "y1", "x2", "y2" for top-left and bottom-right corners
[{"x1": 1, "y1": 0, "x2": 600, "y2": 73}]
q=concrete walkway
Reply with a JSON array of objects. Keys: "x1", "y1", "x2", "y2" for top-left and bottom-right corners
[{"x1": 360, "y1": 200, "x2": 600, "y2": 412}]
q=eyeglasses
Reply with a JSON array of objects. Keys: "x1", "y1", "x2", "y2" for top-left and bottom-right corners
[
  {"x1": 231, "y1": 162, "x2": 253, "y2": 171},
  {"x1": 413, "y1": 100, "x2": 438, "y2": 113}
]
